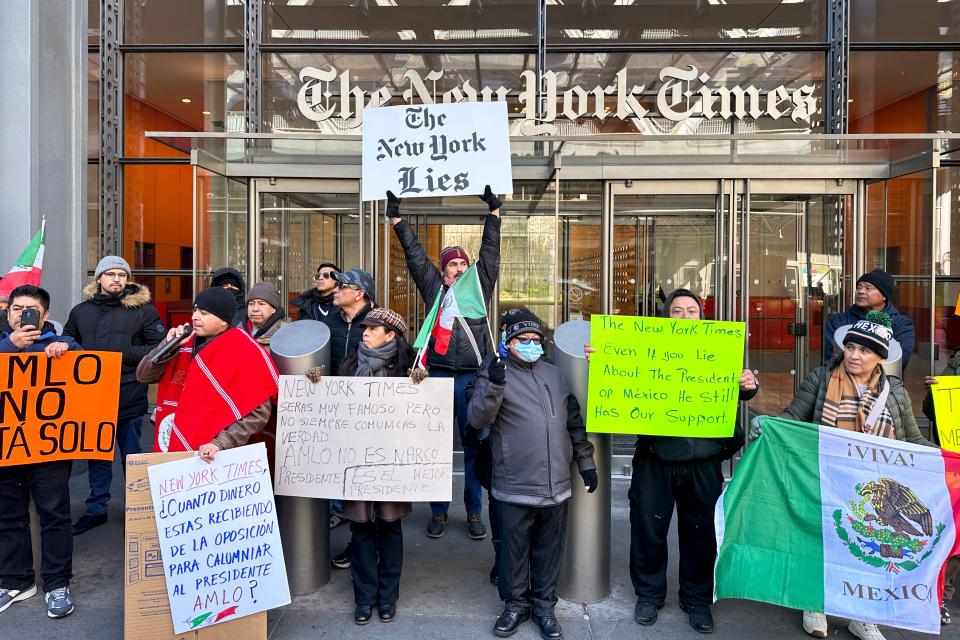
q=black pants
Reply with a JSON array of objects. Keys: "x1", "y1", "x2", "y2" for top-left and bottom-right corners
[
  {"x1": 628, "y1": 453, "x2": 723, "y2": 608},
  {"x1": 350, "y1": 519, "x2": 403, "y2": 606},
  {"x1": 0, "y1": 461, "x2": 73, "y2": 591},
  {"x1": 497, "y1": 501, "x2": 568, "y2": 618}
]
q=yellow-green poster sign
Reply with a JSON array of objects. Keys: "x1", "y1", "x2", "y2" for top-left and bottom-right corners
[
  {"x1": 587, "y1": 314, "x2": 746, "y2": 437},
  {"x1": 931, "y1": 375, "x2": 960, "y2": 453}
]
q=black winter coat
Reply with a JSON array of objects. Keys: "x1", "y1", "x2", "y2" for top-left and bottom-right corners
[
  {"x1": 63, "y1": 282, "x2": 166, "y2": 420},
  {"x1": 326, "y1": 304, "x2": 372, "y2": 376},
  {"x1": 393, "y1": 214, "x2": 500, "y2": 373},
  {"x1": 291, "y1": 288, "x2": 336, "y2": 321}
]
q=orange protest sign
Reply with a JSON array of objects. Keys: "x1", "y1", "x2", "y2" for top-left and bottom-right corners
[{"x1": 0, "y1": 351, "x2": 121, "y2": 466}]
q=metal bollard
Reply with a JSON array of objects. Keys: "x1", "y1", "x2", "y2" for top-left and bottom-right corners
[
  {"x1": 269, "y1": 320, "x2": 332, "y2": 595},
  {"x1": 553, "y1": 320, "x2": 612, "y2": 603}
]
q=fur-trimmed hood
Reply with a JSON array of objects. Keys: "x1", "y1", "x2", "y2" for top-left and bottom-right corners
[{"x1": 82, "y1": 281, "x2": 152, "y2": 308}]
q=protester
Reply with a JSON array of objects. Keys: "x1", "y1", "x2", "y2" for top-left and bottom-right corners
[
  {"x1": 328, "y1": 269, "x2": 376, "y2": 375},
  {"x1": 63, "y1": 256, "x2": 165, "y2": 535},
  {"x1": 0, "y1": 285, "x2": 80, "y2": 618},
  {"x1": 922, "y1": 339, "x2": 960, "y2": 626},
  {"x1": 211, "y1": 266, "x2": 247, "y2": 325},
  {"x1": 335, "y1": 307, "x2": 417, "y2": 625},
  {"x1": 136, "y1": 287, "x2": 277, "y2": 459},
  {"x1": 387, "y1": 186, "x2": 502, "y2": 540},
  {"x1": 774, "y1": 310, "x2": 933, "y2": 640},
  {"x1": 292, "y1": 262, "x2": 339, "y2": 321},
  {"x1": 242, "y1": 281, "x2": 286, "y2": 346},
  {"x1": 468, "y1": 311, "x2": 597, "y2": 640},
  {"x1": 582, "y1": 289, "x2": 756, "y2": 634},
  {"x1": 823, "y1": 269, "x2": 915, "y2": 371}
]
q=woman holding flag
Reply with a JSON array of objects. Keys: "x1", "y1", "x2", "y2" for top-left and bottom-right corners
[{"x1": 387, "y1": 186, "x2": 502, "y2": 541}]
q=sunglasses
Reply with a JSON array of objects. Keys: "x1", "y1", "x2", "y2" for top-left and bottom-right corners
[
  {"x1": 515, "y1": 338, "x2": 542, "y2": 346},
  {"x1": 336, "y1": 282, "x2": 362, "y2": 292},
  {"x1": 314, "y1": 271, "x2": 335, "y2": 280}
]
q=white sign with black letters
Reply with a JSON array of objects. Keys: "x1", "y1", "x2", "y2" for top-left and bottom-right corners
[
  {"x1": 274, "y1": 375, "x2": 454, "y2": 502},
  {"x1": 361, "y1": 101, "x2": 513, "y2": 202}
]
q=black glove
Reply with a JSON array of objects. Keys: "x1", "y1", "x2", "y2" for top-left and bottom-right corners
[
  {"x1": 580, "y1": 468, "x2": 599, "y2": 494},
  {"x1": 487, "y1": 357, "x2": 506, "y2": 385},
  {"x1": 478, "y1": 185, "x2": 502, "y2": 213},
  {"x1": 385, "y1": 190, "x2": 401, "y2": 219}
]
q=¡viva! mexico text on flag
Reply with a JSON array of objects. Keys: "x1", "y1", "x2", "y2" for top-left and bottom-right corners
[{"x1": 714, "y1": 417, "x2": 960, "y2": 634}]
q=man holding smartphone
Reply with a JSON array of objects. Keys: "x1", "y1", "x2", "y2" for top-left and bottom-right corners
[{"x1": 0, "y1": 285, "x2": 81, "y2": 619}]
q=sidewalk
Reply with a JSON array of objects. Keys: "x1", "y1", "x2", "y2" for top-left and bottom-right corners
[{"x1": 2, "y1": 459, "x2": 954, "y2": 640}]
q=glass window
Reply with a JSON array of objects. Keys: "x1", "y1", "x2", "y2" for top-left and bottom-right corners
[
  {"x1": 544, "y1": 51, "x2": 825, "y2": 134},
  {"x1": 124, "y1": 53, "x2": 245, "y2": 157},
  {"x1": 264, "y1": 0, "x2": 536, "y2": 44},
  {"x1": 124, "y1": 0, "x2": 244, "y2": 44},
  {"x1": 123, "y1": 164, "x2": 194, "y2": 274},
  {"x1": 852, "y1": 0, "x2": 960, "y2": 43},
  {"x1": 545, "y1": 0, "x2": 825, "y2": 43},
  {"x1": 88, "y1": 53, "x2": 99, "y2": 158},
  {"x1": 850, "y1": 51, "x2": 960, "y2": 134},
  {"x1": 197, "y1": 170, "x2": 248, "y2": 280},
  {"x1": 87, "y1": 163, "x2": 99, "y2": 273},
  {"x1": 263, "y1": 52, "x2": 533, "y2": 133},
  {"x1": 88, "y1": 0, "x2": 99, "y2": 45}
]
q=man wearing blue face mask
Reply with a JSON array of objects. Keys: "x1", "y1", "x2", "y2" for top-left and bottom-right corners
[{"x1": 467, "y1": 310, "x2": 597, "y2": 640}]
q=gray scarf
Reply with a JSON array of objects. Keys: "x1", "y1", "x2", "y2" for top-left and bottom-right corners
[{"x1": 355, "y1": 340, "x2": 398, "y2": 377}]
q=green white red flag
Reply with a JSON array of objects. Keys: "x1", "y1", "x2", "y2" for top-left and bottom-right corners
[
  {"x1": 0, "y1": 220, "x2": 46, "y2": 298},
  {"x1": 413, "y1": 263, "x2": 487, "y2": 365},
  {"x1": 715, "y1": 417, "x2": 960, "y2": 633}
]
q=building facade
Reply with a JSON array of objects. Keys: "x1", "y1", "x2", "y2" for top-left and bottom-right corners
[{"x1": 4, "y1": 1, "x2": 960, "y2": 434}]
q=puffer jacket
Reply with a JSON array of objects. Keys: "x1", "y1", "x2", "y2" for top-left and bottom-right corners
[
  {"x1": 922, "y1": 351, "x2": 960, "y2": 446},
  {"x1": 0, "y1": 321, "x2": 81, "y2": 353},
  {"x1": 824, "y1": 302, "x2": 916, "y2": 371},
  {"x1": 291, "y1": 288, "x2": 335, "y2": 321},
  {"x1": 779, "y1": 358, "x2": 933, "y2": 446},
  {"x1": 393, "y1": 214, "x2": 500, "y2": 372},
  {"x1": 63, "y1": 282, "x2": 165, "y2": 419},
  {"x1": 326, "y1": 303, "x2": 372, "y2": 375},
  {"x1": 468, "y1": 353, "x2": 596, "y2": 507}
]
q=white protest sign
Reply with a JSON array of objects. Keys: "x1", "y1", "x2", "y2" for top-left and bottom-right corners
[
  {"x1": 275, "y1": 375, "x2": 454, "y2": 502},
  {"x1": 147, "y1": 443, "x2": 290, "y2": 634},
  {"x1": 361, "y1": 101, "x2": 513, "y2": 201}
]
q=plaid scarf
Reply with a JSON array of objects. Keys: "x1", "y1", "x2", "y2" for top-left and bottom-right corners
[{"x1": 821, "y1": 364, "x2": 894, "y2": 438}]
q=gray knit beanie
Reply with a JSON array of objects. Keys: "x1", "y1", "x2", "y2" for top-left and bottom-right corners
[{"x1": 95, "y1": 255, "x2": 131, "y2": 280}]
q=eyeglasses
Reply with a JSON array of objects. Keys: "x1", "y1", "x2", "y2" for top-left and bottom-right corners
[
  {"x1": 516, "y1": 338, "x2": 542, "y2": 346},
  {"x1": 101, "y1": 271, "x2": 128, "y2": 280},
  {"x1": 315, "y1": 271, "x2": 335, "y2": 281}
]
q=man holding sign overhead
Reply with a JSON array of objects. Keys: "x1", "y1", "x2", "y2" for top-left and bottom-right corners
[
  {"x1": 586, "y1": 289, "x2": 758, "y2": 635},
  {"x1": 387, "y1": 186, "x2": 502, "y2": 541}
]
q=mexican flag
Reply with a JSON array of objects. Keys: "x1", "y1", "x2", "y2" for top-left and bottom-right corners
[
  {"x1": 0, "y1": 220, "x2": 46, "y2": 298},
  {"x1": 413, "y1": 263, "x2": 487, "y2": 358},
  {"x1": 715, "y1": 417, "x2": 960, "y2": 633}
]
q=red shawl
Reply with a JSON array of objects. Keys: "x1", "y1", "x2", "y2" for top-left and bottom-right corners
[{"x1": 153, "y1": 327, "x2": 279, "y2": 452}]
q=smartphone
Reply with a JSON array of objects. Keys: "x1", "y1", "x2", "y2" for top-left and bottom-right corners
[{"x1": 20, "y1": 308, "x2": 40, "y2": 330}]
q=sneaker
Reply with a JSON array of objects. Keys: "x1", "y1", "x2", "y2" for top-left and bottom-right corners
[
  {"x1": 0, "y1": 585, "x2": 37, "y2": 613},
  {"x1": 801, "y1": 610, "x2": 827, "y2": 638},
  {"x1": 848, "y1": 620, "x2": 886, "y2": 640},
  {"x1": 467, "y1": 514, "x2": 487, "y2": 540},
  {"x1": 679, "y1": 601, "x2": 713, "y2": 634},
  {"x1": 943, "y1": 604, "x2": 952, "y2": 625},
  {"x1": 426, "y1": 513, "x2": 448, "y2": 539},
  {"x1": 332, "y1": 543, "x2": 351, "y2": 569},
  {"x1": 45, "y1": 587, "x2": 74, "y2": 619},
  {"x1": 72, "y1": 513, "x2": 107, "y2": 536}
]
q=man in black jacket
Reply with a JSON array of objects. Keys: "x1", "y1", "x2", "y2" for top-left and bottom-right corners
[
  {"x1": 63, "y1": 256, "x2": 165, "y2": 534},
  {"x1": 328, "y1": 268, "x2": 375, "y2": 375},
  {"x1": 292, "y1": 262, "x2": 339, "y2": 321},
  {"x1": 386, "y1": 186, "x2": 502, "y2": 540}
]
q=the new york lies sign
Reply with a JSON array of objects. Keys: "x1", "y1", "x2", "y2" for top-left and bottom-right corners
[{"x1": 297, "y1": 64, "x2": 819, "y2": 135}]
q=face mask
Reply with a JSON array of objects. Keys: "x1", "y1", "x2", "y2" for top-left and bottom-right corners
[
  {"x1": 498, "y1": 331, "x2": 509, "y2": 358},
  {"x1": 513, "y1": 341, "x2": 543, "y2": 363}
]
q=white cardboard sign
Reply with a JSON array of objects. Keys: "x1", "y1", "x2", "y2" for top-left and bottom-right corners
[
  {"x1": 147, "y1": 443, "x2": 290, "y2": 634},
  {"x1": 274, "y1": 375, "x2": 454, "y2": 502},
  {"x1": 361, "y1": 101, "x2": 513, "y2": 201}
]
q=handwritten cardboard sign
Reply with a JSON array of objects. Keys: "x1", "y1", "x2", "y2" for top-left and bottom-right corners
[
  {"x1": 587, "y1": 314, "x2": 745, "y2": 437},
  {"x1": 148, "y1": 443, "x2": 290, "y2": 634},
  {"x1": 274, "y1": 375, "x2": 454, "y2": 501},
  {"x1": 361, "y1": 101, "x2": 513, "y2": 201},
  {"x1": 931, "y1": 375, "x2": 960, "y2": 452},
  {"x1": 0, "y1": 351, "x2": 121, "y2": 466}
]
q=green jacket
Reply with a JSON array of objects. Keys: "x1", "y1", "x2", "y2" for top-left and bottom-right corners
[
  {"x1": 922, "y1": 352, "x2": 960, "y2": 440},
  {"x1": 779, "y1": 360, "x2": 933, "y2": 446}
]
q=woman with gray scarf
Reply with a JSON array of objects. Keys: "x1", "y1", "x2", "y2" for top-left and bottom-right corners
[{"x1": 339, "y1": 307, "x2": 416, "y2": 625}]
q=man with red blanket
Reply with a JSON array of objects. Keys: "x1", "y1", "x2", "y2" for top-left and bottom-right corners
[{"x1": 136, "y1": 287, "x2": 278, "y2": 461}]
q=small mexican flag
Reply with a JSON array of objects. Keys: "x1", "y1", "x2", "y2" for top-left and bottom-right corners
[
  {"x1": 715, "y1": 417, "x2": 960, "y2": 633},
  {"x1": 0, "y1": 220, "x2": 46, "y2": 298},
  {"x1": 413, "y1": 263, "x2": 487, "y2": 361}
]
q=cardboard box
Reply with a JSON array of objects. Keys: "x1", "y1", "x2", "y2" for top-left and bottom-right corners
[{"x1": 125, "y1": 453, "x2": 267, "y2": 640}]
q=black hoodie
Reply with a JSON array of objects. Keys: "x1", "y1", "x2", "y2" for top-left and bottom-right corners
[{"x1": 210, "y1": 267, "x2": 246, "y2": 325}]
